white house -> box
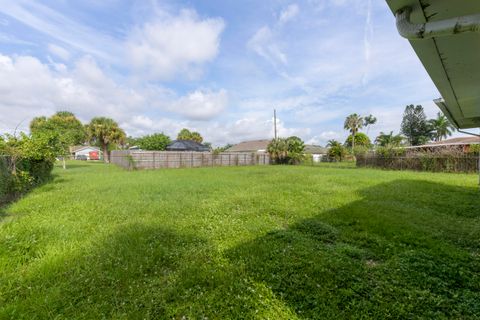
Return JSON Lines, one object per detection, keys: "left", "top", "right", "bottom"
{"left": 69, "top": 146, "right": 102, "bottom": 160}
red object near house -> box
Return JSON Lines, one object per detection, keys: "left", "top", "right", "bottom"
{"left": 89, "top": 151, "right": 99, "bottom": 160}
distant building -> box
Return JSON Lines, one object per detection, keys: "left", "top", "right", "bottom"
{"left": 304, "top": 145, "right": 328, "bottom": 162}
{"left": 227, "top": 139, "right": 270, "bottom": 153}
{"left": 405, "top": 137, "right": 480, "bottom": 153}
{"left": 166, "top": 140, "right": 210, "bottom": 152}
{"left": 69, "top": 146, "right": 102, "bottom": 160}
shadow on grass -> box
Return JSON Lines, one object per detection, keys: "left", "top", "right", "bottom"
{"left": 226, "top": 179, "right": 480, "bottom": 319}
{"left": 1, "top": 224, "right": 281, "bottom": 319}
{"left": 1, "top": 180, "right": 479, "bottom": 318}
{"left": 0, "top": 172, "right": 67, "bottom": 223}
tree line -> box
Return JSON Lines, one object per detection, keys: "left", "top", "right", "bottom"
{"left": 326, "top": 105, "right": 455, "bottom": 161}
{"left": 27, "top": 112, "right": 217, "bottom": 165}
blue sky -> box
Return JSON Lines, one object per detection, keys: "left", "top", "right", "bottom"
{"left": 0, "top": 0, "right": 444, "bottom": 146}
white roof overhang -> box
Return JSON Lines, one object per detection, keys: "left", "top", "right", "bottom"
{"left": 386, "top": 0, "right": 480, "bottom": 129}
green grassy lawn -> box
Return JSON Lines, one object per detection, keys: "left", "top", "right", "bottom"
{"left": 0, "top": 162, "right": 479, "bottom": 319}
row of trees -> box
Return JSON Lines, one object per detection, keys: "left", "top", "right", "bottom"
{"left": 29, "top": 111, "right": 212, "bottom": 165}
{"left": 30, "top": 112, "right": 126, "bottom": 165}
{"left": 326, "top": 105, "right": 455, "bottom": 161}
{"left": 401, "top": 105, "right": 454, "bottom": 145}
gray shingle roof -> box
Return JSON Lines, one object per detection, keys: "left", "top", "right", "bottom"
{"left": 166, "top": 140, "right": 210, "bottom": 152}
{"left": 227, "top": 139, "right": 270, "bottom": 152}
{"left": 304, "top": 145, "right": 328, "bottom": 154}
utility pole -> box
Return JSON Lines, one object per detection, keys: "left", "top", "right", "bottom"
{"left": 274, "top": 109, "right": 277, "bottom": 140}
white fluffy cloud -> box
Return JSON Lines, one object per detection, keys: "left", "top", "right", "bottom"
{"left": 170, "top": 89, "right": 227, "bottom": 121}
{"left": 306, "top": 131, "right": 342, "bottom": 145}
{"left": 127, "top": 9, "right": 225, "bottom": 80}
{"left": 0, "top": 53, "right": 229, "bottom": 135}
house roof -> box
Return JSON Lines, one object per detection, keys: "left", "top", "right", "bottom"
{"left": 386, "top": 0, "right": 480, "bottom": 129}
{"left": 227, "top": 139, "right": 270, "bottom": 152}
{"left": 69, "top": 145, "right": 100, "bottom": 153}
{"left": 166, "top": 140, "right": 210, "bottom": 152}
{"left": 405, "top": 136, "right": 480, "bottom": 148}
{"left": 304, "top": 145, "right": 328, "bottom": 154}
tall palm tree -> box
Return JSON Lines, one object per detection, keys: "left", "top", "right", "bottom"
{"left": 267, "top": 138, "right": 288, "bottom": 164}
{"left": 363, "top": 114, "right": 377, "bottom": 135}
{"left": 344, "top": 113, "right": 364, "bottom": 150}
{"left": 86, "top": 117, "right": 126, "bottom": 163}
{"left": 429, "top": 112, "right": 454, "bottom": 141}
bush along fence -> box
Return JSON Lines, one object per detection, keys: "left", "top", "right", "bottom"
{"left": 110, "top": 150, "right": 270, "bottom": 170}
{"left": 1, "top": 133, "right": 57, "bottom": 204}
{"left": 356, "top": 153, "right": 480, "bottom": 173}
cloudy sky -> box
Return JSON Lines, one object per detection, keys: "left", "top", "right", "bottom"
{"left": 0, "top": 0, "right": 446, "bottom": 146}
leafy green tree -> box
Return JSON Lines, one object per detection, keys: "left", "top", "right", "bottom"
{"left": 267, "top": 136, "right": 305, "bottom": 164}
{"left": 177, "top": 128, "right": 204, "bottom": 143}
{"left": 428, "top": 112, "right": 454, "bottom": 142}
{"left": 286, "top": 136, "right": 305, "bottom": 164}
{"left": 136, "top": 133, "right": 171, "bottom": 151}
{"left": 364, "top": 114, "right": 377, "bottom": 135}
{"left": 375, "top": 131, "right": 404, "bottom": 147}
{"left": 29, "top": 111, "right": 86, "bottom": 169}
{"left": 0, "top": 132, "right": 59, "bottom": 195}
{"left": 400, "top": 105, "right": 432, "bottom": 146}
{"left": 29, "top": 116, "right": 48, "bottom": 132}
{"left": 86, "top": 117, "right": 126, "bottom": 163}
{"left": 344, "top": 113, "right": 364, "bottom": 150}
{"left": 345, "top": 133, "right": 371, "bottom": 148}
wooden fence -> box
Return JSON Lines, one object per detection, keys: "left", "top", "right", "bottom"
{"left": 110, "top": 150, "right": 270, "bottom": 170}
{"left": 356, "top": 154, "right": 480, "bottom": 173}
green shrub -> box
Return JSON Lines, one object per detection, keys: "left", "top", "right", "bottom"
{"left": 468, "top": 144, "right": 480, "bottom": 154}
{"left": 136, "top": 133, "right": 171, "bottom": 151}
{"left": 267, "top": 136, "right": 305, "bottom": 165}
{"left": 328, "top": 145, "right": 347, "bottom": 162}
{"left": 0, "top": 157, "right": 12, "bottom": 200}
{"left": 0, "top": 133, "right": 57, "bottom": 202}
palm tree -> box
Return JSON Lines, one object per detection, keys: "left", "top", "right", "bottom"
{"left": 375, "top": 131, "right": 404, "bottom": 147}
{"left": 177, "top": 128, "right": 192, "bottom": 141}
{"left": 326, "top": 139, "right": 341, "bottom": 148}
{"left": 86, "top": 117, "right": 126, "bottom": 163}
{"left": 344, "top": 113, "right": 364, "bottom": 150}
{"left": 429, "top": 112, "right": 454, "bottom": 141}
{"left": 190, "top": 131, "right": 203, "bottom": 143}
{"left": 267, "top": 138, "right": 288, "bottom": 164}
{"left": 363, "top": 114, "right": 377, "bottom": 135}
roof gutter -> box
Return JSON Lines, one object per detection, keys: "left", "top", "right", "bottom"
{"left": 396, "top": 6, "right": 480, "bottom": 40}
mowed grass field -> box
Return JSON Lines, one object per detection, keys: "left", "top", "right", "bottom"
{"left": 0, "top": 162, "right": 479, "bottom": 319}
